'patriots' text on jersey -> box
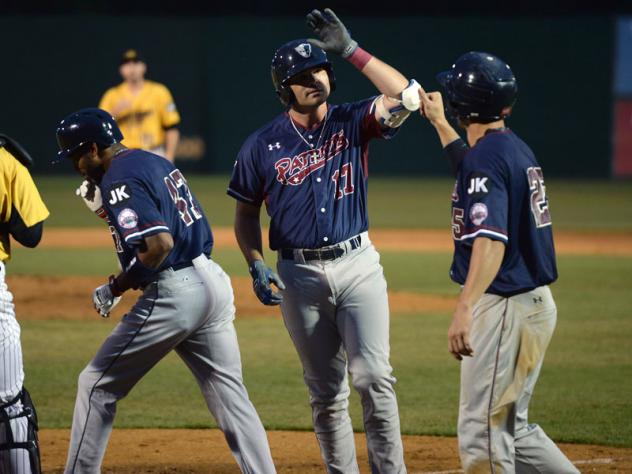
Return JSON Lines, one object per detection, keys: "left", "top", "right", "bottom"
{"left": 227, "top": 97, "right": 395, "bottom": 250}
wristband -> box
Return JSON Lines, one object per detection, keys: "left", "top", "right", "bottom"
{"left": 346, "top": 46, "right": 372, "bottom": 71}
{"left": 109, "top": 274, "right": 124, "bottom": 297}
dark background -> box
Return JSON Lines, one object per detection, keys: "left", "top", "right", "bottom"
{"left": 0, "top": 2, "right": 625, "bottom": 176}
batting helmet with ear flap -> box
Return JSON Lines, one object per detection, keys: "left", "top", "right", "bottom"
{"left": 55, "top": 107, "right": 123, "bottom": 162}
{"left": 271, "top": 39, "right": 336, "bottom": 106}
{"left": 437, "top": 51, "right": 517, "bottom": 123}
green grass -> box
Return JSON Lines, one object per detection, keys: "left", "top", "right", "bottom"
{"left": 18, "top": 251, "right": 632, "bottom": 446}
{"left": 35, "top": 176, "right": 632, "bottom": 231}
{"left": 12, "top": 177, "right": 632, "bottom": 447}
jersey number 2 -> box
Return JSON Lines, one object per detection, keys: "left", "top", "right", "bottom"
{"left": 164, "top": 169, "right": 203, "bottom": 226}
{"left": 526, "top": 167, "right": 552, "bottom": 228}
{"left": 332, "top": 163, "right": 355, "bottom": 200}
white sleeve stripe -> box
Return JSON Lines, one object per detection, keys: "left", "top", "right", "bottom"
{"left": 459, "top": 228, "right": 508, "bottom": 242}
{"left": 227, "top": 188, "right": 255, "bottom": 203}
{"left": 124, "top": 226, "right": 170, "bottom": 242}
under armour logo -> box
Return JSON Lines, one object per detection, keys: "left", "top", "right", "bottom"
{"left": 533, "top": 296, "right": 543, "bottom": 304}
{"left": 268, "top": 142, "right": 281, "bottom": 151}
{"left": 295, "top": 43, "right": 312, "bottom": 58}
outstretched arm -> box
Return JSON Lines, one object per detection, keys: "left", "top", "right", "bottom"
{"left": 419, "top": 88, "right": 467, "bottom": 175}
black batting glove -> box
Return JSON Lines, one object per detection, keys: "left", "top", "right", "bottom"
{"left": 306, "top": 8, "right": 358, "bottom": 57}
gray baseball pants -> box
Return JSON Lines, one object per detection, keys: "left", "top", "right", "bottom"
{"left": 64, "top": 257, "right": 275, "bottom": 474}
{"left": 458, "top": 285, "right": 579, "bottom": 473}
{"left": 277, "top": 233, "right": 406, "bottom": 474}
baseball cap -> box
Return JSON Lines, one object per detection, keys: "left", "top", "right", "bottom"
{"left": 120, "top": 49, "right": 144, "bottom": 65}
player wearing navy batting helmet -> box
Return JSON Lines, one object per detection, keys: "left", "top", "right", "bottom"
{"left": 228, "top": 8, "right": 424, "bottom": 474}
{"left": 418, "top": 52, "right": 579, "bottom": 473}
{"left": 56, "top": 108, "right": 276, "bottom": 473}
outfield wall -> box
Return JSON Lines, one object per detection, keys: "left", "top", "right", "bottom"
{"left": 0, "top": 16, "right": 613, "bottom": 177}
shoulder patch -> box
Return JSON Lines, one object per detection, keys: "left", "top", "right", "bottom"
{"left": 107, "top": 183, "right": 132, "bottom": 206}
{"left": 466, "top": 172, "right": 491, "bottom": 198}
{"left": 117, "top": 208, "right": 139, "bottom": 229}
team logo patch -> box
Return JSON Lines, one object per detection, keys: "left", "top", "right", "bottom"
{"left": 117, "top": 208, "right": 139, "bottom": 229}
{"left": 466, "top": 172, "right": 491, "bottom": 198}
{"left": 469, "top": 202, "right": 488, "bottom": 226}
{"left": 295, "top": 43, "right": 312, "bottom": 58}
{"left": 108, "top": 183, "right": 132, "bottom": 206}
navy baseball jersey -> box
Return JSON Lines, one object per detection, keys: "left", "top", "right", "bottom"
{"left": 100, "top": 149, "right": 213, "bottom": 272}
{"left": 227, "top": 98, "right": 395, "bottom": 250}
{"left": 450, "top": 129, "right": 557, "bottom": 296}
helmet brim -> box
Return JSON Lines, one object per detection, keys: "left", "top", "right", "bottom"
{"left": 436, "top": 70, "right": 452, "bottom": 89}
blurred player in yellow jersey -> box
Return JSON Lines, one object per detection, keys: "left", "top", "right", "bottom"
{"left": 0, "top": 135, "right": 48, "bottom": 473}
{"left": 99, "top": 49, "right": 181, "bottom": 162}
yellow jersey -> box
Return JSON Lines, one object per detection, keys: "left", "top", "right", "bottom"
{"left": 99, "top": 80, "right": 181, "bottom": 150}
{"left": 0, "top": 148, "right": 49, "bottom": 261}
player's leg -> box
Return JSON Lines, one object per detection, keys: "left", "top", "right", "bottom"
{"left": 457, "top": 293, "right": 519, "bottom": 473}
{"left": 513, "top": 287, "right": 579, "bottom": 474}
{"left": 277, "top": 258, "right": 358, "bottom": 474}
{"left": 65, "top": 269, "right": 211, "bottom": 473}
{"left": 175, "top": 258, "right": 276, "bottom": 473}
{"left": 334, "top": 243, "right": 406, "bottom": 474}
{"left": 0, "top": 267, "right": 41, "bottom": 474}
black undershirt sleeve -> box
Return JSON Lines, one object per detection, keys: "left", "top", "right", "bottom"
{"left": 443, "top": 138, "right": 469, "bottom": 177}
{"left": 1, "top": 206, "right": 44, "bottom": 248}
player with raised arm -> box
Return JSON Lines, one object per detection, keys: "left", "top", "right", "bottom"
{"left": 227, "top": 9, "right": 421, "bottom": 474}
{"left": 55, "top": 108, "right": 276, "bottom": 474}
{"left": 419, "top": 52, "right": 579, "bottom": 474}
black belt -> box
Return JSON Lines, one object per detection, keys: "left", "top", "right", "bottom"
{"left": 280, "top": 235, "right": 362, "bottom": 262}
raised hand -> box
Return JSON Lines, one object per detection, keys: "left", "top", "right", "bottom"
{"left": 306, "top": 8, "right": 358, "bottom": 57}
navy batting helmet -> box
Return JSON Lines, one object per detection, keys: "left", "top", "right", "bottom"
{"left": 271, "top": 39, "right": 336, "bottom": 106}
{"left": 437, "top": 52, "right": 517, "bottom": 123}
{"left": 55, "top": 107, "right": 123, "bottom": 161}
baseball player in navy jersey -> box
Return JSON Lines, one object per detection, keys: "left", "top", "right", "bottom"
{"left": 55, "top": 108, "right": 276, "bottom": 474}
{"left": 418, "top": 52, "right": 579, "bottom": 473}
{"left": 228, "top": 9, "right": 421, "bottom": 474}
{"left": 0, "top": 135, "right": 47, "bottom": 473}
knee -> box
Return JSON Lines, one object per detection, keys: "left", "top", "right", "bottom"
{"left": 349, "top": 358, "right": 394, "bottom": 392}
{"left": 77, "top": 366, "right": 101, "bottom": 393}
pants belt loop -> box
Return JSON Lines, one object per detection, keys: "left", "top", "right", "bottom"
{"left": 293, "top": 249, "right": 306, "bottom": 264}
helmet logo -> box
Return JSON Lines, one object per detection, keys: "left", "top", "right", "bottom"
{"left": 294, "top": 43, "right": 312, "bottom": 58}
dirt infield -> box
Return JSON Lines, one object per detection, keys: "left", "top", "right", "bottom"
{"left": 40, "top": 428, "right": 632, "bottom": 473}
{"left": 35, "top": 227, "right": 632, "bottom": 255}
{"left": 7, "top": 275, "right": 455, "bottom": 320}
{"left": 19, "top": 228, "right": 632, "bottom": 471}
